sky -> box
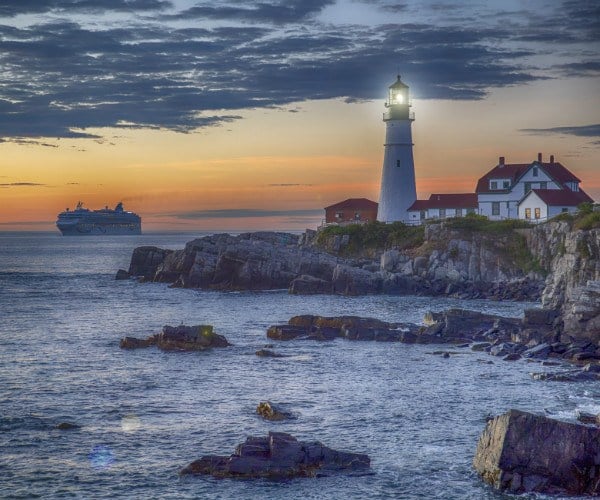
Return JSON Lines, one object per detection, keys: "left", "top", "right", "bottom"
{"left": 0, "top": 0, "right": 598, "bottom": 231}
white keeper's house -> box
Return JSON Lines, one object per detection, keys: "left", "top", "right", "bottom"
{"left": 475, "top": 152, "right": 593, "bottom": 222}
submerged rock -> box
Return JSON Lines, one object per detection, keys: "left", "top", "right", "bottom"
{"left": 55, "top": 422, "right": 80, "bottom": 430}
{"left": 256, "top": 401, "right": 294, "bottom": 421}
{"left": 255, "top": 349, "right": 287, "bottom": 358}
{"left": 180, "top": 432, "right": 370, "bottom": 479}
{"left": 120, "top": 324, "right": 230, "bottom": 351}
{"left": 473, "top": 409, "right": 600, "bottom": 496}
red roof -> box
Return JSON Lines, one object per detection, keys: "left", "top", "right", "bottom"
{"left": 524, "top": 188, "right": 593, "bottom": 206}
{"left": 476, "top": 161, "right": 581, "bottom": 194}
{"left": 324, "top": 198, "right": 378, "bottom": 211}
{"left": 408, "top": 193, "right": 478, "bottom": 211}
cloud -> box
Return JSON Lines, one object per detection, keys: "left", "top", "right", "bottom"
{"left": 0, "top": 0, "right": 593, "bottom": 142}
{"left": 171, "top": 0, "right": 335, "bottom": 24}
{"left": 0, "top": 0, "right": 171, "bottom": 17}
{"left": 0, "top": 182, "right": 47, "bottom": 187}
{"left": 173, "top": 208, "right": 323, "bottom": 219}
{"left": 520, "top": 124, "right": 600, "bottom": 138}
{"left": 268, "top": 183, "right": 314, "bottom": 187}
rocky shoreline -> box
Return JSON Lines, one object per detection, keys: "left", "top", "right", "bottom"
{"left": 115, "top": 219, "right": 599, "bottom": 495}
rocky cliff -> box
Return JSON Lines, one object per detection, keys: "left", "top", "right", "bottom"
{"left": 122, "top": 219, "right": 598, "bottom": 341}
{"left": 524, "top": 221, "right": 600, "bottom": 340}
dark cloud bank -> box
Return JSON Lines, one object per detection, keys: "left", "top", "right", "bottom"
{"left": 0, "top": 0, "right": 597, "bottom": 142}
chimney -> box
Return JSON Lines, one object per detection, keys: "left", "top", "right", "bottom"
{"left": 499, "top": 156, "right": 505, "bottom": 167}
{"left": 550, "top": 154, "right": 554, "bottom": 164}
{"left": 537, "top": 152, "right": 542, "bottom": 163}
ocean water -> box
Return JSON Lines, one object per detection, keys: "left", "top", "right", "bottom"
{"left": 1, "top": 232, "right": 598, "bottom": 499}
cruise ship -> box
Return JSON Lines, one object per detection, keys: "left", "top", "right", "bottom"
{"left": 56, "top": 202, "right": 142, "bottom": 235}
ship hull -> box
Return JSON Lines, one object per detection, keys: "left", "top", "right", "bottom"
{"left": 57, "top": 222, "right": 141, "bottom": 236}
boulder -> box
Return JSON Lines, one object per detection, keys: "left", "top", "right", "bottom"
{"left": 531, "top": 369, "right": 600, "bottom": 382}
{"left": 119, "top": 325, "right": 230, "bottom": 351}
{"left": 115, "top": 269, "right": 130, "bottom": 280}
{"left": 575, "top": 410, "right": 600, "bottom": 426}
{"left": 422, "top": 309, "right": 522, "bottom": 341}
{"left": 473, "top": 409, "right": 600, "bottom": 496}
{"left": 180, "top": 432, "right": 370, "bottom": 479}
{"left": 256, "top": 401, "right": 294, "bottom": 421}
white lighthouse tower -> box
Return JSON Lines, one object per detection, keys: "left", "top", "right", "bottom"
{"left": 377, "top": 75, "right": 417, "bottom": 223}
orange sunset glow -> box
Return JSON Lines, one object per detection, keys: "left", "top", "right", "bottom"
{"left": 0, "top": 1, "right": 598, "bottom": 232}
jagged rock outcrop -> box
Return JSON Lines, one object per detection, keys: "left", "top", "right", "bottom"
{"left": 473, "top": 409, "right": 600, "bottom": 496}
{"left": 267, "top": 315, "right": 422, "bottom": 342}
{"left": 180, "top": 432, "right": 370, "bottom": 479}
{"left": 128, "top": 246, "right": 174, "bottom": 280}
{"left": 120, "top": 324, "right": 230, "bottom": 351}
{"left": 525, "top": 222, "right": 600, "bottom": 341}
{"left": 125, "top": 229, "right": 543, "bottom": 299}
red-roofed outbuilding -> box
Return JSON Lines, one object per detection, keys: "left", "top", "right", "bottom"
{"left": 324, "top": 198, "right": 378, "bottom": 224}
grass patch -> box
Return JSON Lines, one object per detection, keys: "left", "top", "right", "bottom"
{"left": 437, "top": 213, "right": 532, "bottom": 233}
{"left": 316, "top": 221, "right": 424, "bottom": 256}
{"left": 574, "top": 211, "right": 600, "bottom": 230}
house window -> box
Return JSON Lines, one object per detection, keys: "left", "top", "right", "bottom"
{"left": 490, "top": 181, "right": 498, "bottom": 190}
{"left": 535, "top": 208, "right": 541, "bottom": 219}
{"left": 540, "top": 182, "right": 547, "bottom": 189}
{"left": 456, "top": 208, "right": 462, "bottom": 217}
{"left": 533, "top": 167, "right": 538, "bottom": 177}
{"left": 467, "top": 208, "right": 475, "bottom": 215}
{"left": 492, "top": 202, "right": 500, "bottom": 216}
{"left": 562, "top": 208, "right": 569, "bottom": 213}
{"left": 524, "top": 182, "right": 532, "bottom": 194}
{"left": 420, "top": 210, "right": 426, "bottom": 220}
{"left": 503, "top": 181, "right": 510, "bottom": 189}
{"left": 335, "top": 212, "right": 343, "bottom": 219}
{"left": 525, "top": 208, "right": 531, "bottom": 219}
{"left": 354, "top": 212, "right": 360, "bottom": 220}
{"left": 439, "top": 208, "right": 446, "bottom": 218}
{"left": 396, "top": 160, "right": 400, "bottom": 168}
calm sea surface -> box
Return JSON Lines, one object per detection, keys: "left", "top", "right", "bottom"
{"left": 1, "top": 232, "right": 598, "bottom": 499}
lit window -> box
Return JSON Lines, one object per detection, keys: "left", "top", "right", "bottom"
{"left": 535, "top": 208, "right": 541, "bottom": 219}
{"left": 525, "top": 208, "right": 531, "bottom": 219}
{"left": 492, "top": 202, "right": 500, "bottom": 215}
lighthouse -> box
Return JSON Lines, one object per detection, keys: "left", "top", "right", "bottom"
{"left": 377, "top": 75, "right": 417, "bottom": 223}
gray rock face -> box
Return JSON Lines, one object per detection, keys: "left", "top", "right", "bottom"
{"left": 125, "top": 230, "right": 543, "bottom": 299}
{"left": 525, "top": 222, "right": 600, "bottom": 341}
{"left": 119, "top": 324, "right": 230, "bottom": 351}
{"left": 473, "top": 409, "right": 600, "bottom": 496}
{"left": 180, "top": 432, "right": 370, "bottom": 479}
{"left": 128, "top": 246, "right": 173, "bottom": 280}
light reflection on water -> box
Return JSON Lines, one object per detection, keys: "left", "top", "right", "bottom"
{"left": 0, "top": 232, "right": 594, "bottom": 499}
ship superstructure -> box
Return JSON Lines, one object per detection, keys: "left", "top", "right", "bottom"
{"left": 56, "top": 202, "right": 141, "bottom": 235}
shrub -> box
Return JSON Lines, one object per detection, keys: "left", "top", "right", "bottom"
{"left": 575, "top": 211, "right": 600, "bottom": 231}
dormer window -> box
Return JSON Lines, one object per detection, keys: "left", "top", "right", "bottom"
{"left": 490, "top": 181, "right": 498, "bottom": 190}
{"left": 503, "top": 181, "right": 510, "bottom": 189}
